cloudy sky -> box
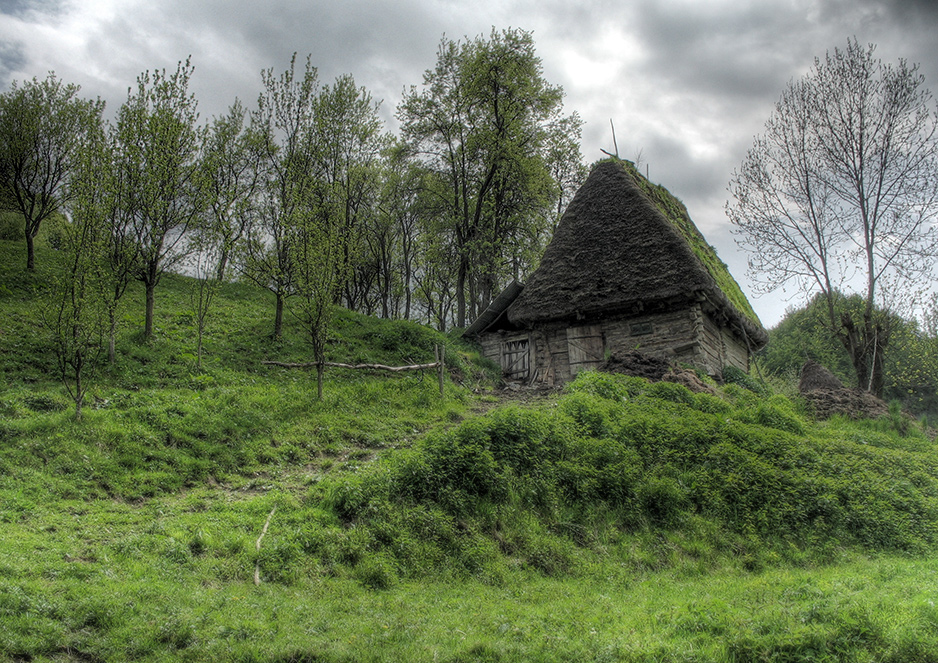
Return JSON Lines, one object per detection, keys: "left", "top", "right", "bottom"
{"left": 3, "top": 0, "right": 937, "bottom": 327}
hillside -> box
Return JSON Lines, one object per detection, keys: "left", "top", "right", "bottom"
{"left": 3, "top": 239, "right": 938, "bottom": 662}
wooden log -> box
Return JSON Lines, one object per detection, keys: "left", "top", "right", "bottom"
{"left": 262, "top": 360, "right": 440, "bottom": 372}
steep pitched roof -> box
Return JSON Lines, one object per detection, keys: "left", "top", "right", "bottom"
{"left": 505, "top": 158, "right": 767, "bottom": 347}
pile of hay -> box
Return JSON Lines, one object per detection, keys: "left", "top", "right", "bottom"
{"left": 798, "top": 361, "right": 889, "bottom": 420}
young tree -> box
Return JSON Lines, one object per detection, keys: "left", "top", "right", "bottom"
{"left": 313, "top": 74, "right": 387, "bottom": 311}
{"left": 289, "top": 190, "right": 349, "bottom": 399}
{"left": 0, "top": 73, "right": 103, "bottom": 270}
{"left": 370, "top": 142, "right": 424, "bottom": 319}
{"left": 44, "top": 111, "right": 110, "bottom": 420}
{"left": 727, "top": 40, "right": 938, "bottom": 397}
{"left": 243, "top": 54, "right": 320, "bottom": 339}
{"left": 398, "top": 28, "right": 583, "bottom": 328}
{"left": 198, "top": 99, "right": 264, "bottom": 282}
{"left": 115, "top": 58, "right": 203, "bottom": 341}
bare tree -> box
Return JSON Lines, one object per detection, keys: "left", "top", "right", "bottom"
{"left": 727, "top": 39, "right": 938, "bottom": 396}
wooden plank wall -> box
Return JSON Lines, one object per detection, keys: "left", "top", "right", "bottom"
{"left": 477, "top": 305, "right": 752, "bottom": 384}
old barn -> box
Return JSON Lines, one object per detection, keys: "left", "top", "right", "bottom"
{"left": 464, "top": 158, "right": 768, "bottom": 385}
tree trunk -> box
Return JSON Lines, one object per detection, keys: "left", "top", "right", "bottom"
{"left": 839, "top": 312, "right": 888, "bottom": 399}
{"left": 456, "top": 260, "right": 467, "bottom": 329}
{"left": 144, "top": 281, "right": 156, "bottom": 341}
{"left": 108, "top": 310, "right": 117, "bottom": 364}
{"left": 25, "top": 230, "right": 36, "bottom": 271}
{"left": 316, "top": 361, "right": 324, "bottom": 400}
{"left": 216, "top": 248, "right": 229, "bottom": 282}
{"left": 274, "top": 291, "right": 284, "bottom": 340}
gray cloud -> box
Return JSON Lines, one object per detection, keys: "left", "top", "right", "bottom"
{"left": 5, "top": 0, "right": 937, "bottom": 326}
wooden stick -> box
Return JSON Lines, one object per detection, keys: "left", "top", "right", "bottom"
{"left": 253, "top": 506, "right": 277, "bottom": 586}
{"left": 262, "top": 360, "right": 440, "bottom": 372}
{"left": 437, "top": 344, "right": 445, "bottom": 396}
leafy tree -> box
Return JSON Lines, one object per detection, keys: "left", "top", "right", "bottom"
{"left": 313, "top": 74, "right": 387, "bottom": 311}
{"left": 114, "top": 58, "right": 203, "bottom": 341}
{"left": 43, "top": 110, "right": 110, "bottom": 420}
{"left": 0, "top": 73, "right": 104, "bottom": 270}
{"left": 399, "top": 28, "right": 583, "bottom": 327}
{"left": 371, "top": 141, "right": 425, "bottom": 319}
{"left": 728, "top": 39, "right": 938, "bottom": 397}
{"left": 289, "top": 188, "right": 349, "bottom": 399}
{"left": 198, "top": 99, "right": 264, "bottom": 282}
{"left": 763, "top": 293, "right": 938, "bottom": 416}
{"left": 243, "top": 54, "right": 320, "bottom": 339}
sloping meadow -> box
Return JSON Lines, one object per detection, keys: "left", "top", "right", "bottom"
{"left": 315, "top": 371, "right": 938, "bottom": 585}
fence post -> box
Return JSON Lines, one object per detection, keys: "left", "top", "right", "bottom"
{"left": 437, "top": 344, "right": 445, "bottom": 397}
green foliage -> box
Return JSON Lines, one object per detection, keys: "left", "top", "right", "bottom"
{"left": 0, "top": 72, "right": 104, "bottom": 270}
{"left": 399, "top": 27, "right": 584, "bottom": 326}
{"left": 4, "top": 224, "right": 938, "bottom": 660}
{"left": 722, "top": 364, "right": 768, "bottom": 395}
{"left": 765, "top": 293, "right": 938, "bottom": 417}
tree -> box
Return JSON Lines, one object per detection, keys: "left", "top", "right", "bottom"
{"left": 313, "top": 74, "right": 387, "bottom": 311}
{"left": 198, "top": 99, "right": 264, "bottom": 282}
{"left": 243, "top": 54, "right": 320, "bottom": 339}
{"left": 0, "top": 73, "right": 103, "bottom": 270}
{"left": 728, "top": 39, "right": 938, "bottom": 397}
{"left": 289, "top": 187, "right": 349, "bottom": 399}
{"left": 398, "top": 28, "right": 583, "bottom": 328}
{"left": 43, "top": 109, "right": 110, "bottom": 420}
{"left": 115, "top": 58, "right": 203, "bottom": 341}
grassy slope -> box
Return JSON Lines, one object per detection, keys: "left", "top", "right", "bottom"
{"left": 2, "top": 238, "right": 938, "bottom": 662}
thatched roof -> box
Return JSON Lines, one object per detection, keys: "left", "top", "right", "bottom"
{"left": 504, "top": 159, "right": 767, "bottom": 347}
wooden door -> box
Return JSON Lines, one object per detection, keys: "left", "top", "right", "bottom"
{"left": 501, "top": 338, "right": 530, "bottom": 380}
{"left": 566, "top": 325, "right": 604, "bottom": 375}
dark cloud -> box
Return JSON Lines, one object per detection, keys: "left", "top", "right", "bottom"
{"left": 5, "top": 0, "right": 935, "bottom": 326}
{"left": 0, "top": 41, "right": 25, "bottom": 87}
{"left": 0, "top": 0, "right": 62, "bottom": 17}
{"left": 887, "top": 0, "right": 938, "bottom": 24}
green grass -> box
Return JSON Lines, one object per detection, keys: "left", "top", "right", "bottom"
{"left": 2, "top": 238, "right": 938, "bottom": 662}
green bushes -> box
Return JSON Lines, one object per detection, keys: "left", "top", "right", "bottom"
{"left": 323, "top": 370, "right": 938, "bottom": 582}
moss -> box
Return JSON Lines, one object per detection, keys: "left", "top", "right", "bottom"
{"left": 611, "top": 158, "right": 762, "bottom": 329}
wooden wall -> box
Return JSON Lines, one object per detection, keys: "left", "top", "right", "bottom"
{"left": 477, "top": 305, "right": 751, "bottom": 384}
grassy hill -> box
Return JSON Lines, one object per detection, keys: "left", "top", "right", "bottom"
{"left": 3, "top": 238, "right": 938, "bottom": 662}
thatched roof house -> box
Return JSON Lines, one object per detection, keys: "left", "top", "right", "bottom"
{"left": 465, "top": 158, "right": 767, "bottom": 384}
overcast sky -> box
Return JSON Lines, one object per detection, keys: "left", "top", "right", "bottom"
{"left": 3, "top": 0, "right": 937, "bottom": 327}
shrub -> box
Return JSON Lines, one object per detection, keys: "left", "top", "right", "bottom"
{"left": 722, "top": 365, "right": 768, "bottom": 395}
{"left": 564, "top": 371, "right": 647, "bottom": 401}
{"left": 645, "top": 380, "right": 695, "bottom": 406}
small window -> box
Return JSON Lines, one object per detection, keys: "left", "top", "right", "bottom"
{"left": 501, "top": 338, "right": 530, "bottom": 379}
{"left": 630, "top": 322, "right": 653, "bottom": 336}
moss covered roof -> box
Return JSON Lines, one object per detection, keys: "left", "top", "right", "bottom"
{"left": 505, "top": 158, "right": 766, "bottom": 346}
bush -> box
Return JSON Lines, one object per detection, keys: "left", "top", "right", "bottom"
{"left": 722, "top": 365, "right": 768, "bottom": 395}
